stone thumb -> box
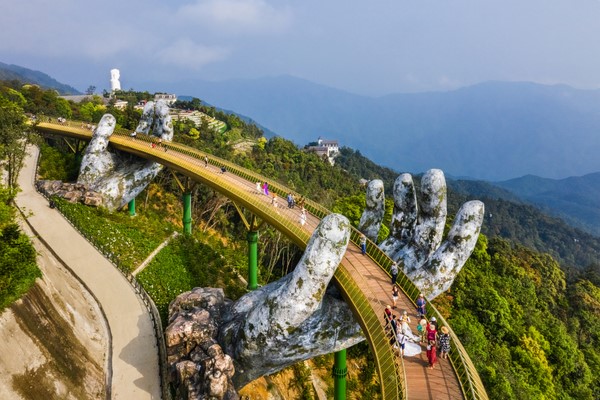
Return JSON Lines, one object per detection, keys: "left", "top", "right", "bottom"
{"left": 248, "top": 214, "right": 351, "bottom": 329}
{"left": 86, "top": 114, "right": 115, "bottom": 154}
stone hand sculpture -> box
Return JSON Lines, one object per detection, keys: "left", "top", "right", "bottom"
{"left": 167, "top": 214, "right": 365, "bottom": 393}
{"left": 78, "top": 100, "right": 173, "bottom": 210}
{"left": 358, "top": 169, "right": 484, "bottom": 299}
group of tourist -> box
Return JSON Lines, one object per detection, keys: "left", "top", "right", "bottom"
{"left": 383, "top": 290, "right": 452, "bottom": 370}
{"left": 254, "top": 182, "right": 310, "bottom": 226}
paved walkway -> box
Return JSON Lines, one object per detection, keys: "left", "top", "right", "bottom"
{"left": 15, "top": 146, "right": 161, "bottom": 400}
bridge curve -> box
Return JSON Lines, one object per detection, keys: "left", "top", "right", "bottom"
{"left": 35, "top": 121, "right": 488, "bottom": 400}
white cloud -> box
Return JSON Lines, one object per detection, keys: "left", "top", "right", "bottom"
{"left": 156, "top": 39, "right": 230, "bottom": 68}
{"left": 177, "top": 0, "right": 292, "bottom": 34}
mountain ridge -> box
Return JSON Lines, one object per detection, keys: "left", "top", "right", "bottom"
{"left": 141, "top": 75, "right": 600, "bottom": 181}
{"left": 0, "top": 61, "right": 81, "bottom": 95}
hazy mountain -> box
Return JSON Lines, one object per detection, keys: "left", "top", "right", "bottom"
{"left": 336, "top": 148, "right": 600, "bottom": 270}
{"left": 157, "top": 75, "right": 600, "bottom": 181}
{"left": 0, "top": 61, "right": 80, "bottom": 95}
{"left": 494, "top": 173, "right": 600, "bottom": 237}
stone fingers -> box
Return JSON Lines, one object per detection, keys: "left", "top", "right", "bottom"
{"left": 78, "top": 114, "right": 117, "bottom": 186}
{"left": 416, "top": 200, "right": 485, "bottom": 299}
{"left": 408, "top": 169, "right": 447, "bottom": 262}
{"left": 153, "top": 100, "right": 174, "bottom": 141}
{"left": 379, "top": 173, "right": 417, "bottom": 257}
{"left": 135, "top": 101, "right": 155, "bottom": 135}
{"left": 358, "top": 180, "right": 385, "bottom": 242}
{"left": 136, "top": 100, "right": 174, "bottom": 140}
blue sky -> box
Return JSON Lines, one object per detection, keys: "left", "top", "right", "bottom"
{"left": 2, "top": 0, "right": 600, "bottom": 95}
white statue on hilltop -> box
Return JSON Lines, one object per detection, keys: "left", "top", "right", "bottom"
{"left": 110, "top": 68, "right": 121, "bottom": 92}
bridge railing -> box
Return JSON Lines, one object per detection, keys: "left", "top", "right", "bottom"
{"left": 38, "top": 121, "right": 488, "bottom": 400}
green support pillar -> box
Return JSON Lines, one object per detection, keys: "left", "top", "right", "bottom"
{"left": 182, "top": 192, "right": 192, "bottom": 235}
{"left": 247, "top": 230, "right": 258, "bottom": 290}
{"left": 128, "top": 199, "right": 136, "bottom": 217}
{"left": 333, "top": 349, "right": 347, "bottom": 400}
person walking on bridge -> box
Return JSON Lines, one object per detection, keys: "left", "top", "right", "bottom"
{"left": 391, "top": 285, "right": 399, "bottom": 308}
{"left": 416, "top": 293, "right": 427, "bottom": 318}
{"left": 390, "top": 261, "right": 399, "bottom": 285}
{"left": 360, "top": 233, "right": 367, "bottom": 255}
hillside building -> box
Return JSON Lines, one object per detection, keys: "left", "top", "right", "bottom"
{"left": 154, "top": 93, "right": 177, "bottom": 105}
{"left": 307, "top": 137, "right": 339, "bottom": 165}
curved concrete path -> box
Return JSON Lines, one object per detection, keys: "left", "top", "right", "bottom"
{"left": 15, "top": 146, "right": 161, "bottom": 400}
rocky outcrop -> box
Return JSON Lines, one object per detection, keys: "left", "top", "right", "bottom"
{"left": 36, "top": 180, "right": 104, "bottom": 206}
{"left": 166, "top": 288, "right": 238, "bottom": 400}
{"left": 166, "top": 214, "right": 364, "bottom": 398}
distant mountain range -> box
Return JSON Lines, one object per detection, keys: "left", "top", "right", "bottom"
{"left": 0, "top": 61, "right": 80, "bottom": 95}
{"left": 149, "top": 75, "right": 600, "bottom": 181}
{"left": 446, "top": 172, "right": 600, "bottom": 237}
{"left": 3, "top": 62, "right": 598, "bottom": 238}
{"left": 494, "top": 173, "right": 600, "bottom": 237}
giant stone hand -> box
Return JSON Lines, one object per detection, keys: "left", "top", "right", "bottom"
{"left": 166, "top": 214, "right": 364, "bottom": 393}
{"left": 77, "top": 100, "right": 173, "bottom": 210}
{"left": 358, "top": 169, "right": 484, "bottom": 299}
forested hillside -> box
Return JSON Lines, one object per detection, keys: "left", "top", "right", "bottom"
{"left": 0, "top": 91, "right": 41, "bottom": 310}
{"left": 0, "top": 61, "right": 80, "bottom": 95}
{"left": 2, "top": 78, "right": 598, "bottom": 398}
{"left": 496, "top": 172, "right": 600, "bottom": 237}
{"left": 337, "top": 147, "right": 600, "bottom": 275}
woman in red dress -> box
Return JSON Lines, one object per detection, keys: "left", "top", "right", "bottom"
{"left": 426, "top": 340, "right": 437, "bottom": 369}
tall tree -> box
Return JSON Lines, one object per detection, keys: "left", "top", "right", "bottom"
{"left": 0, "top": 96, "right": 29, "bottom": 188}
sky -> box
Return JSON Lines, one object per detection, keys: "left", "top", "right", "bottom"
{"left": 2, "top": 0, "right": 600, "bottom": 96}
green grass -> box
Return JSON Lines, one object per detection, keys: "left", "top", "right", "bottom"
{"left": 138, "top": 234, "right": 247, "bottom": 323}
{"left": 52, "top": 197, "right": 247, "bottom": 325}
{"left": 54, "top": 198, "right": 174, "bottom": 272}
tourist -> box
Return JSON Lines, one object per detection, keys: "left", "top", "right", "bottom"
{"left": 204, "top": 155, "right": 209, "bottom": 167}
{"left": 360, "top": 233, "right": 367, "bottom": 255}
{"left": 391, "top": 285, "right": 399, "bottom": 308}
{"left": 130, "top": 131, "right": 137, "bottom": 139}
{"left": 427, "top": 340, "right": 437, "bottom": 369}
{"left": 439, "top": 326, "right": 451, "bottom": 360}
{"left": 383, "top": 305, "right": 393, "bottom": 329}
{"left": 416, "top": 293, "right": 427, "bottom": 318}
{"left": 263, "top": 182, "right": 269, "bottom": 196}
{"left": 390, "top": 314, "right": 398, "bottom": 336}
{"left": 429, "top": 316, "right": 438, "bottom": 330}
{"left": 390, "top": 261, "right": 399, "bottom": 285}
{"left": 256, "top": 181, "right": 262, "bottom": 193}
{"left": 299, "top": 208, "right": 307, "bottom": 226}
{"left": 400, "top": 310, "right": 411, "bottom": 324}
{"left": 396, "top": 328, "right": 408, "bottom": 357}
{"left": 426, "top": 318, "right": 438, "bottom": 344}
{"left": 298, "top": 196, "right": 306, "bottom": 208}
{"left": 417, "top": 316, "right": 427, "bottom": 343}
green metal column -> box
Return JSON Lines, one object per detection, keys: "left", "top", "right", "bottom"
{"left": 128, "top": 199, "right": 136, "bottom": 217}
{"left": 247, "top": 230, "right": 258, "bottom": 290}
{"left": 333, "top": 349, "right": 347, "bottom": 400}
{"left": 182, "top": 192, "right": 192, "bottom": 235}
